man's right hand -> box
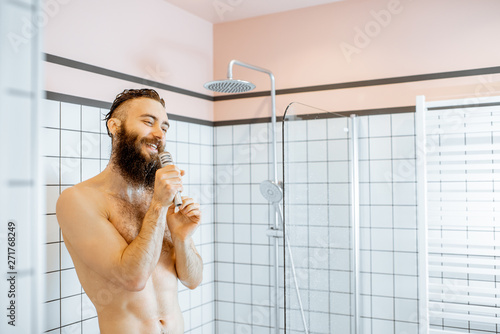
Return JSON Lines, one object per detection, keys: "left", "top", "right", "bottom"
{"left": 153, "top": 165, "right": 184, "bottom": 206}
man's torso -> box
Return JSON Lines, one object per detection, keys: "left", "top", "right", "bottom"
{"left": 64, "top": 182, "right": 183, "bottom": 334}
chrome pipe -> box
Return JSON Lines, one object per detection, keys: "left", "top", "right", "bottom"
{"left": 227, "top": 60, "right": 280, "bottom": 333}
{"left": 227, "top": 60, "right": 278, "bottom": 184}
{"left": 349, "top": 115, "right": 360, "bottom": 334}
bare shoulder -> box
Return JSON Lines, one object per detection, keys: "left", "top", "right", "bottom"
{"left": 56, "top": 181, "right": 109, "bottom": 228}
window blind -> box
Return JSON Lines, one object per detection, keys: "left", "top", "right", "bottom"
{"left": 417, "top": 96, "right": 500, "bottom": 334}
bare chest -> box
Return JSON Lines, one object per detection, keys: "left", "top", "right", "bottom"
{"left": 107, "top": 196, "right": 173, "bottom": 252}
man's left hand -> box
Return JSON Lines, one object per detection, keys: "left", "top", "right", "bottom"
{"left": 166, "top": 196, "right": 201, "bottom": 242}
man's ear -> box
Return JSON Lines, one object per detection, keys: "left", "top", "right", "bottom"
{"left": 108, "top": 118, "right": 121, "bottom": 137}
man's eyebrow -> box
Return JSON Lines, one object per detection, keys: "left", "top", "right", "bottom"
{"left": 140, "top": 113, "right": 170, "bottom": 128}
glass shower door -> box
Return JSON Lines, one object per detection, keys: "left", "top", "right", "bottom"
{"left": 282, "top": 103, "right": 356, "bottom": 334}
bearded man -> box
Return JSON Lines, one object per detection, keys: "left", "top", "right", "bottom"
{"left": 56, "top": 89, "right": 202, "bottom": 334}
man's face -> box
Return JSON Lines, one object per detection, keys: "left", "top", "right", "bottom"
{"left": 111, "top": 98, "right": 170, "bottom": 189}
{"left": 120, "top": 97, "right": 169, "bottom": 157}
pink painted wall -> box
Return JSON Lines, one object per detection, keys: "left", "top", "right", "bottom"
{"left": 43, "top": 0, "right": 500, "bottom": 122}
{"left": 44, "top": 0, "right": 213, "bottom": 121}
{"left": 213, "top": 0, "right": 500, "bottom": 121}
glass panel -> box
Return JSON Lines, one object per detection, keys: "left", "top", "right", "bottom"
{"left": 281, "top": 103, "right": 353, "bottom": 334}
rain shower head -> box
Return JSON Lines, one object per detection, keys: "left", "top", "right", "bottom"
{"left": 204, "top": 79, "right": 256, "bottom": 93}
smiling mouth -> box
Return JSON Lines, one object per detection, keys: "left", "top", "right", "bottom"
{"left": 145, "top": 143, "right": 158, "bottom": 152}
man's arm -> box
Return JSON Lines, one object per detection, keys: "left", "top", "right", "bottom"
{"left": 173, "top": 238, "right": 203, "bottom": 289}
{"left": 167, "top": 197, "right": 203, "bottom": 289}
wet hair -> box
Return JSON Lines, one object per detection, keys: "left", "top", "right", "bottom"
{"left": 104, "top": 88, "right": 166, "bottom": 137}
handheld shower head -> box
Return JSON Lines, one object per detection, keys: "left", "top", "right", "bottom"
{"left": 260, "top": 180, "right": 283, "bottom": 204}
{"left": 204, "top": 79, "right": 255, "bottom": 93}
{"left": 260, "top": 180, "right": 284, "bottom": 227}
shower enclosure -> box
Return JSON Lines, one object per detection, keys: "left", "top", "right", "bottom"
{"left": 281, "top": 102, "right": 421, "bottom": 334}
{"left": 282, "top": 103, "right": 360, "bottom": 334}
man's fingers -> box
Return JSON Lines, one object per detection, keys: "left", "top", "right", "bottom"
{"left": 186, "top": 209, "right": 200, "bottom": 217}
{"left": 158, "top": 170, "right": 182, "bottom": 180}
{"left": 178, "top": 198, "right": 200, "bottom": 217}
{"left": 182, "top": 203, "right": 200, "bottom": 215}
{"left": 180, "top": 197, "right": 194, "bottom": 209}
{"left": 185, "top": 210, "right": 201, "bottom": 223}
{"left": 157, "top": 165, "right": 184, "bottom": 179}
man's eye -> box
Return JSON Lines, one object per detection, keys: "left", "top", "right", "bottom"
{"left": 162, "top": 128, "right": 168, "bottom": 133}
{"left": 144, "top": 121, "right": 153, "bottom": 126}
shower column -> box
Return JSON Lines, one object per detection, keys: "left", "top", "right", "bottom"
{"left": 204, "top": 60, "right": 281, "bottom": 334}
{"left": 349, "top": 114, "right": 360, "bottom": 334}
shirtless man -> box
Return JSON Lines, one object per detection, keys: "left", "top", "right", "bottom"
{"left": 56, "top": 89, "right": 202, "bottom": 334}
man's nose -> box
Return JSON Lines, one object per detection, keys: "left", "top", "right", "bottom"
{"left": 152, "top": 125, "right": 165, "bottom": 140}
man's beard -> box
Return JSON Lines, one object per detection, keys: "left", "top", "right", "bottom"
{"left": 111, "top": 126, "right": 163, "bottom": 190}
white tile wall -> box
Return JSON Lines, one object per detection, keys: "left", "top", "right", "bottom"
{"left": 42, "top": 99, "right": 215, "bottom": 333}
{"left": 214, "top": 122, "right": 278, "bottom": 333}
{"left": 60, "top": 103, "right": 78, "bottom": 128}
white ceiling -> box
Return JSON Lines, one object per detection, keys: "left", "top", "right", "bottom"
{"left": 163, "top": 0, "right": 344, "bottom": 24}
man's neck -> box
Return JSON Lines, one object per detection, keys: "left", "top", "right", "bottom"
{"left": 101, "top": 161, "right": 153, "bottom": 203}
